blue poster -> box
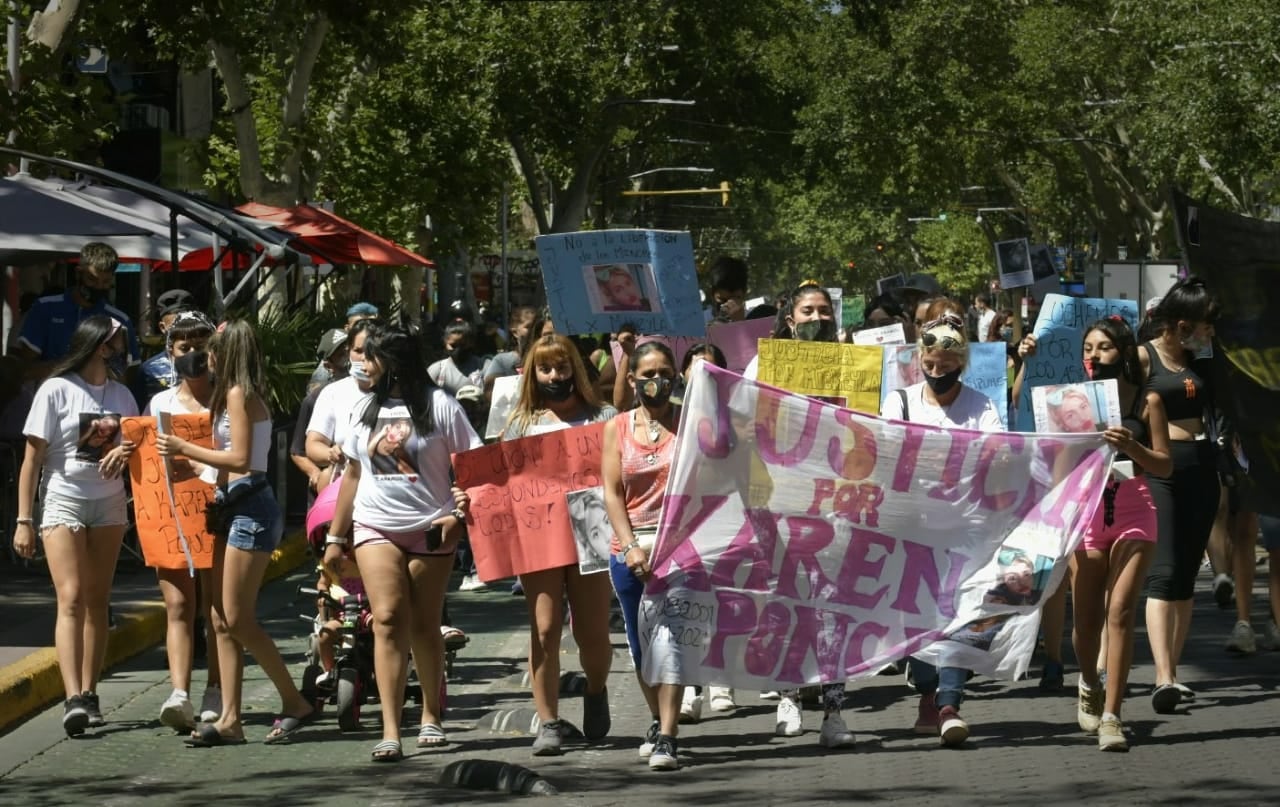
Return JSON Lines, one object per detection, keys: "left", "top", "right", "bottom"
{"left": 534, "top": 229, "right": 706, "bottom": 337}
{"left": 1014, "top": 294, "right": 1139, "bottom": 432}
{"left": 879, "top": 343, "right": 1010, "bottom": 428}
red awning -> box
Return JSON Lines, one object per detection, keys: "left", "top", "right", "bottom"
{"left": 237, "top": 203, "right": 434, "bottom": 268}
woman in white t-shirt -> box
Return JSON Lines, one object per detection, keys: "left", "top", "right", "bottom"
{"left": 14, "top": 315, "right": 139, "bottom": 737}
{"left": 323, "top": 323, "right": 481, "bottom": 763}
{"left": 143, "top": 310, "right": 223, "bottom": 733}
{"left": 157, "top": 320, "right": 315, "bottom": 747}
{"left": 879, "top": 312, "right": 1005, "bottom": 748}
{"left": 501, "top": 334, "right": 617, "bottom": 756}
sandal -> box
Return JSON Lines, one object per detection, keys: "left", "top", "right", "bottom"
{"left": 440, "top": 625, "right": 466, "bottom": 642}
{"left": 185, "top": 722, "right": 247, "bottom": 747}
{"left": 371, "top": 739, "right": 403, "bottom": 762}
{"left": 417, "top": 722, "right": 449, "bottom": 748}
{"left": 263, "top": 707, "right": 317, "bottom": 745}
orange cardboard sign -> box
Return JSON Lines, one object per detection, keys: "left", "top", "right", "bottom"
{"left": 453, "top": 423, "right": 605, "bottom": 581}
{"left": 121, "top": 415, "right": 217, "bottom": 570}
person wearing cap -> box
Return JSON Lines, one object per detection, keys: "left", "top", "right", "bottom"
{"left": 880, "top": 312, "right": 1005, "bottom": 748}
{"left": 135, "top": 288, "right": 197, "bottom": 408}
{"left": 307, "top": 302, "right": 380, "bottom": 393}
{"left": 17, "top": 242, "right": 140, "bottom": 379}
{"left": 292, "top": 328, "right": 350, "bottom": 496}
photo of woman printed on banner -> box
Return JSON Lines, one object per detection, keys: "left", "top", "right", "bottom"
{"left": 567, "top": 486, "right": 611, "bottom": 575}
{"left": 76, "top": 412, "right": 122, "bottom": 463}
{"left": 584, "top": 263, "right": 661, "bottom": 313}
{"left": 368, "top": 417, "right": 420, "bottom": 477}
{"left": 1031, "top": 380, "right": 1121, "bottom": 434}
{"left": 995, "top": 238, "right": 1034, "bottom": 288}
{"left": 946, "top": 548, "right": 1056, "bottom": 651}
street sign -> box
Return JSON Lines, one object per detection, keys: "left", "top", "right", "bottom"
{"left": 77, "top": 46, "right": 109, "bottom": 74}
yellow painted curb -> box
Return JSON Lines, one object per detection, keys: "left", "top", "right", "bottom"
{"left": 0, "top": 532, "right": 311, "bottom": 734}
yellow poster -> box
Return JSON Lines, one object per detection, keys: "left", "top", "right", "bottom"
{"left": 756, "top": 339, "right": 884, "bottom": 414}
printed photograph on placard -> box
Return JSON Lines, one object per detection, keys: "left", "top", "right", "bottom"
{"left": 583, "top": 263, "right": 661, "bottom": 313}
{"left": 1030, "top": 243, "right": 1057, "bottom": 283}
{"left": 368, "top": 417, "right": 421, "bottom": 477}
{"left": 995, "top": 238, "right": 1034, "bottom": 288}
{"left": 1031, "top": 379, "right": 1121, "bottom": 434}
{"left": 76, "top": 412, "right": 122, "bottom": 463}
{"left": 946, "top": 548, "right": 1057, "bottom": 650}
{"left": 567, "top": 486, "right": 611, "bottom": 575}
{"left": 876, "top": 273, "right": 906, "bottom": 295}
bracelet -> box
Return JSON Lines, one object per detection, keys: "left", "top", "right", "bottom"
{"left": 16, "top": 517, "right": 33, "bottom": 526}
{"left": 324, "top": 533, "right": 349, "bottom": 547}
{"left": 450, "top": 508, "right": 467, "bottom": 521}
{"left": 620, "top": 540, "right": 642, "bottom": 555}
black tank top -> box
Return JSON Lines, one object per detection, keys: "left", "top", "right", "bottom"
{"left": 1117, "top": 388, "right": 1148, "bottom": 463}
{"left": 1143, "top": 341, "right": 1207, "bottom": 422}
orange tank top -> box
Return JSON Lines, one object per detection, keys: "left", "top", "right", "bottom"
{"left": 610, "top": 409, "right": 675, "bottom": 553}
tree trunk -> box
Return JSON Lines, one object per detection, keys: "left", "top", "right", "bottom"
{"left": 26, "top": 0, "right": 81, "bottom": 50}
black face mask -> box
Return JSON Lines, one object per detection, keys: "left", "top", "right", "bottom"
{"left": 792, "top": 319, "right": 837, "bottom": 342}
{"left": 1085, "top": 358, "right": 1123, "bottom": 381}
{"left": 538, "top": 379, "right": 575, "bottom": 402}
{"left": 924, "top": 368, "right": 963, "bottom": 396}
{"left": 451, "top": 347, "right": 472, "bottom": 363}
{"left": 174, "top": 350, "right": 210, "bottom": 379}
{"left": 635, "top": 376, "right": 674, "bottom": 407}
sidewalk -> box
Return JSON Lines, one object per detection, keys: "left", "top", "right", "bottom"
{"left": 0, "top": 532, "right": 311, "bottom": 733}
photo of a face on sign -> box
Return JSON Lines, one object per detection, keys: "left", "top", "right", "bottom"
{"left": 1031, "top": 380, "right": 1120, "bottom": 434}
{"left": 77, "top": 412, "right": 121, "bottom": 463}
{"left": 368, "top": 417, "right": 420, "bottom": 479}
{"left": 584, "top": 263, "right": 661, "bottom": 313}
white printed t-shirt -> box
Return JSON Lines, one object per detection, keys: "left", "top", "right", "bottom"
{"left": 881, "top": 381, "right": 1004, "bottom": 433}
{"left": 24, "top": 375, "right": 139, "bottom": 499}
{"left": 308, "top": 376, "right": 372, "bottom": 449}
{"left": 342, "top": 389, "right": 482, "bottom": 532}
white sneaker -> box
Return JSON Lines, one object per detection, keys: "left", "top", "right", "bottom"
{"left": 159, "top": 691, "right": 195, "bottom": 731}
{"left": 1226, "top": 620, "right": 1257, "bottom": 654}
{"left": 459, "top": 574, "right": 488, "bottom": 592}
{"left": 1261, "top": 621, "right": 1280, "bottom": 651}
{"left": 758, "top": 690, "right": 781, "bottom": 701}
{"left": 679, "top": 687, "right": 702, "bottom": 723}
{"left": 707, "top": 686, "right": 736, "bottom": 712}
{"left": 775, "top": 695, "right": 803, "bottom": 736}
{"left": 638, "top": 719, "right": 660, "bottom": 758}
{"left": 818, "top": 712, "right": 855, "bottom": 748}
{"left": 199, "top": 686, "right": 222, "bottom": 723}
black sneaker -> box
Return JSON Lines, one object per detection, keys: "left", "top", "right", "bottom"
{"left": 83, "top": 692, "right": 105, "bottom": 727}
{"left": 582, "top": 686, "right": 611, "bottom": 742}
{"left": 62, "top": 695, "right": 90, "bottom": 736}
{"left": 648, "top": 735, "right": 679, "bottom": 770}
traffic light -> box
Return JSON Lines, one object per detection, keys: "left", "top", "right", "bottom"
{"left": 874, "top": 241, "right": 886, "bottom": 253}
{"left": 846, "top": 260, "right": 856, "bottom": 271}
{"left": 720, "top": 180, "right": 731, "bottom": 206}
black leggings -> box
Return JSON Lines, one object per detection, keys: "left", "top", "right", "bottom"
{"left": 1145, "top": 440, "right": 1219, "bottom": 601}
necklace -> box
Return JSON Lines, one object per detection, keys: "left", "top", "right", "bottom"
{"left": 639, "top": 411, "right": 664, "bottom": 465}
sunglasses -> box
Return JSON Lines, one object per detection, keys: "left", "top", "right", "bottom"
{"left": 920, "top": 332, "right": 962, "bottom": 350}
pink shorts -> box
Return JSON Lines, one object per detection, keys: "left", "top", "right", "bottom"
{"left": 352, "top": 522, "right": 454, "bottom": 557}
{"left": 1078, "top": 476, "right": 1157, "bottom": 552}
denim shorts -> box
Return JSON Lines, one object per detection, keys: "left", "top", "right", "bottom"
{"left": 219, "top": 475, "right": 283, "bottom": 553}
{"left": 1261, "top": 515, "right": 1280, "bottom": 553}
{"left": 41, "top": 490, "right": 128, "bottom": 532}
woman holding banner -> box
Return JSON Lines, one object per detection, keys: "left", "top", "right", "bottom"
{"left": 744, "top": 282, "right": 858, "bottom": 750}
{"left": 157, "top": 320, "right": 314, "bottom": 747}
{"left": 501, "top": 334, "right": 617, "bottom": 756}
{"left": 144, "top": 310, "right": 223, "bottom": 731}
{"left": 13, "top": 315, "right": 138, "bottom": 736}
{"left": 881, "top": 313, "right": 1005, "bottom": 747}
{"left": 602, "top": 341, "right": 685, "bottom": 769}
{"left": 323, "top": 322, "right": 480, "bottom": 761}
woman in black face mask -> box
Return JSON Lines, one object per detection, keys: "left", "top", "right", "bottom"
{"left": 142, "top": 310, "right": 224, "bottom": 733}
{"left": 776, "top": 282, "right": 838, "bottom": 343}
{"left": 879, "top": 312, "right": 1005, "bottom": 748}
{"left": 500, "top": 334, "right": 618, "bottom": 756}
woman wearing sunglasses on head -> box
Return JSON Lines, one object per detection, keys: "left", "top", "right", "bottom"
{"left": 881, "top": 313, "right": 1004, "bottom": 747}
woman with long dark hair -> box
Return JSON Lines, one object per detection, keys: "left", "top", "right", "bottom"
{"left": 14, "top": 315, "right": 138, "bottom": 735}
{"left": 324, "top": 322, "right": 481, "bottom": 762}
{"left": 1138, "top": 277, "right": 1221, "bottom": 712}
{"left": 156, "top": 320, "right": 314, "bottom": 746}
{"left": 501, "top": 334, "right": 616, "bottom": 756}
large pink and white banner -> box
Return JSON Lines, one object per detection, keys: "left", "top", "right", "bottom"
{"left": 639, "top": 363, "right": 1113, "bottom": 688}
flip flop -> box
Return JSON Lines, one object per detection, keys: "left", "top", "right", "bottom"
{"left": 440, "top": 626, "right": 466, "bottom": 642}
{"left": 263, "top": 708, "right": 317, "bottom": 745}
{"left": 417, "top": 722, "right": 449, "bottom": 748}
{"left": 371, "top": 739, "right": 403, "bottom": 763}
{"left": 185, "top": 722, "right": 247, "bottom": 747}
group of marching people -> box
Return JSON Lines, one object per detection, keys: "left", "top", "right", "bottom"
{"left": 13, "top": 255, "right": 1270, "bottom": 770}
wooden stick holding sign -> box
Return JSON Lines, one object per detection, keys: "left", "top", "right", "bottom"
{"left": 121, "top": 415, "right": 217, "bottom": 571}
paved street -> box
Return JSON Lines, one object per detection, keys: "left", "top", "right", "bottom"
{"left": 1, "top": 564, "right": 1277, "bottom": 806}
